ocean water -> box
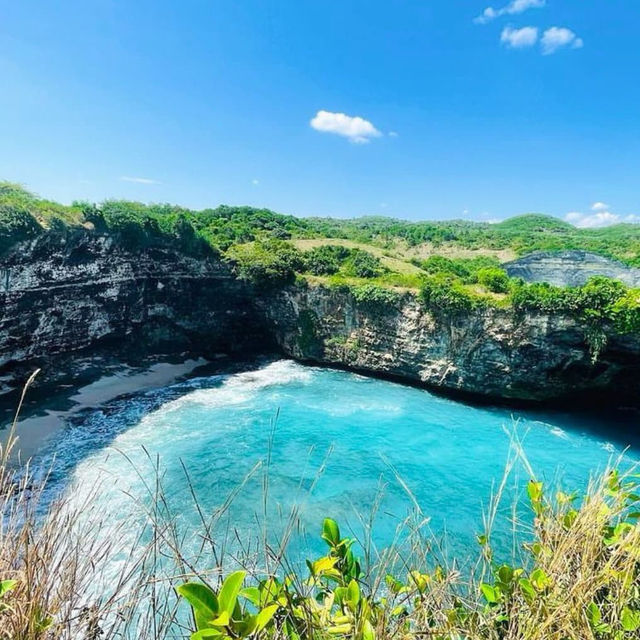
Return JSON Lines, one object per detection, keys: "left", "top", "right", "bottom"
{"left": 39, "top": 359, "right": 638, "bottom": 572}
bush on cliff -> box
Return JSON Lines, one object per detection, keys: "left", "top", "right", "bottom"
{"left": 419, "top": 275, "right": 479, "bottom": 313}
{"left": 0, "top": 204, "right": 42, "bottom": 253}
{"left": 477, "top": 266, "right": 510, "bottom": 293}
{"left": 303, "top": 245, "right": 353, "bottom": 275}
{"left": 351, "top": 283, "right": 401, "bottom": 308}
{"left": 226, "top": 239, "right": 304, "bottom": 286}
{"left": 342, "top": 249, "right": 385, "bottom": 279}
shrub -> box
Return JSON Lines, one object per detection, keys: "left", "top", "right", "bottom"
{"left": 342, "top": 249, "right": 384, "bottom": 278}
{"left": 0, "top": 204, "right": 43, "bottom": 253}
{"left": 611, "top": 290, "right": 640, "bottom": 333}
{"left": 226, "top": 239, "right": 304, "bottom": 286}
{"left": 351, "top": 284, "right": 401, "bottom": 308}
{"left": 419, "top": 275, "right": 477, "bottom": 313}
{"left": 477, "top": 267, "right": 510, "bottom": 293}
{"left": 303, "top": 245, "right": 351, "bottom": 276}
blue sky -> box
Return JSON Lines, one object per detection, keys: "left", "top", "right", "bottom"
{"left": 1, "top": 1, "right": 638, "bottom": 225}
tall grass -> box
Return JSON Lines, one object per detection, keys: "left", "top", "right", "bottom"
{"left": 1, "top": 375, "right": 639, "bottom": 639}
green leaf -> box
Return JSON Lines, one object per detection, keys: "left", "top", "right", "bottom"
{"left": 586, "top": 602, "right": 601, "bottom": 626}
{"left": 621, "top": 607, "right": 640, "bottom": 632}
{"left": 362, "top": 619, "right": 375, "bottom": 640}
{"left": 255, "top": 604, "right": 279, "bottom": 632}
{"left": 177, "top": 583, "right": 219, "bottom": 631}
{"left": 240, "top": 586, "right": 260, "bottom": 607}
{"left": 322, "top": 518, "right": 341, "bottom": 547}
{"left": 0, "top": 580, "right": 17, "bottom": 597}
{"left": 496, "top": 565, "right": 514, "bottom": 586}
{"left": 518, "top": 578, "right": 536, "bottom": 603}
{"left": 218, "top": 571, "right": 246, "bottom": 616}
{"left": 190, "top": 629, "right": 225, "bottom": 640}
{"left": 346, "top": 579, "right": 360, "bottom": 611}
{"left": 480, "top": 583, "right": 499, "bottom": 604}
{"left": 210, "top": 611, "right": 230, "bottom": 627}
{"left": 528, "top": 481, "right": 543, "bottom": 504}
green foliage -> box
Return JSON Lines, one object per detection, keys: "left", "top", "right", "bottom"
{"left": 0, "top": 204, "right": 42, "bottom": 253}
{"left": 342, "top": 249, "right": 385, "bottom": 279}
{"left": 510, "top": 276, "right": 636, "bottom": 329}
{"left": 226, "top": 240, "right": 304, "bottom": 286}
{"left": 351, "top": 284, "right": 401, "bottom": 308}
{"left": 303, "top": 245, "right": 352, "bottom": 276}
{"left": 476, "top": 267, "right": 510, "bottom": 293}
{"left": 419, "top": 275, "right": 479, "bottom": 314}
{"left": 178, "top": 470, "right": 640, "bottom": 640}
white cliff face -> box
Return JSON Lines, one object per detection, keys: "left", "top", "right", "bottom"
{"left": 261, "top": 285, "right": 640, "bottom": 404}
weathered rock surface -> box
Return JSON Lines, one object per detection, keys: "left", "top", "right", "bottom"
{"left": 0, "top": 231, "right": 268, "bottom": 393}
{"left": 260, "top": 285, "right": 640, "bottom": 404}
{"left": 1, "top": 233, "right": 640, "bottom": 405}
{"left": 504, "top": 250, "right": 640, "bottom": 288}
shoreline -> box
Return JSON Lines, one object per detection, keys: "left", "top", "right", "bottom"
{"left": 1, "top": 357, "right": 212, "bottom": 462}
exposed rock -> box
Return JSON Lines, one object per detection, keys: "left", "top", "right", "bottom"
{"left": 0, "top": 230, "right": 269, "bottom": 394}
{"left": 1, "top": 232, "right": 640, "bottom": 405}
{"left": 260, "top": 285, "right": 640, "bottom": 404}
{"left": 503, "top": 250, "right": 640, "bottom": 287}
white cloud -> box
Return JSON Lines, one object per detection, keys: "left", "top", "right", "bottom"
{"left": 474, "top": 0, "right": 545, "bottom": 24}
{"left": 541, "top": 27, "right": 583, "bottom": 55}
{"left": 501, "top": 26, "right": 539, "bottom": 48}
{"left": 388, "top": 131, "right": 399, "bottom": 137}
{"left": 591, "top": 201, "right": 609, "bottom": 211}
{"left": 310, "top": 110, "right": 382, "bottom": 144}
{"left": 252, "top": 179, "right": 259, "bottom": 185}
{"left": 120, "top": 176, "right": 160, "bottom": 184}
{"left": 564, "top": 210, "right": 640, "bottom": 228}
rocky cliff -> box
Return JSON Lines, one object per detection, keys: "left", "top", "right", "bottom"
{"left": 260, "top": 285, "right": 640, "bottom": 404}
{"left": 504, "top": 250, "right": 640, "bottom": 288}
{"left": 0, "top": 230, "right": 268, "bottom": 394}
{"left": 1, "top": 233, "right": 639, "bottom": 405}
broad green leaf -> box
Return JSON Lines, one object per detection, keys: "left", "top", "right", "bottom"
{"left": 255, "top": 604, "right": 279, "bottom": 631}
{"left": 480, "top": 583, "right": 499, "bottom": 604}
{"left": 240, "top": 586, "right": 260, "bottom": 606}
{"left": 621, "top": 607, "right": 640, "bottom": 632}
{"left": 362, "top": 619, "right": 375, "bottom": 640}
{"left": 177, "top": 583, "right": 219, "bottom": 631}
{"left": 210, "top": 611, "right": 230, "bottom": 627}
{"left": 0, "top": 580, "right": 17, "bottom": 597}
{"left": 496, "top": 565, "right": 514, "bottom": 586}
{"left": 190, "top": 629, "right": 224, "bottom": 640}
{"left": 346, "top": 579, "right": 360, "bottom": 610}
{"left": 322, "top": 518, "right": 341, "bottom": 546}
{"left": 586, "top": 602, "right": 601, "bottom": 626}
{"left": 218, "top": 571, "right": 246, "bottom": 616}
{"left": 518, "top": 578, "right": 536, "bottom": 603}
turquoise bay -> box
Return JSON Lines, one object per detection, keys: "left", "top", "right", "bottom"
{"left": 44, "top": 360, "right": 637, "bottom": 564}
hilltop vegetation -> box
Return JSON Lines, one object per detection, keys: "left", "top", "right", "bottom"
{"left": 2, "top": 181, "right": 640, "bottom": 341}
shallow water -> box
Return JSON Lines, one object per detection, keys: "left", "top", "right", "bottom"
{"left": 38, "top": 359, "right": 638, "bottom": 569}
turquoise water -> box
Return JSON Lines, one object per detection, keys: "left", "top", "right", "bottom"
{"left": 43, "top": 359, "right": 637, "bottom": 568}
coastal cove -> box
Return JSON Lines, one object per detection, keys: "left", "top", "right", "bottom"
{"left": 19, "top": 358, "right": 639, "bottom": 568}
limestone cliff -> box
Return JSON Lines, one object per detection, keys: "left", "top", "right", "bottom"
{"left": 0, "top": 230, "right": 267, "bottom": 393}
{"left": 1, "top": 232, "right": 639, "bottom": 404}
{"left": 260, "top": 285, "right": 640, "bottom": 404}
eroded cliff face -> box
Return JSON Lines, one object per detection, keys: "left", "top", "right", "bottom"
{"left": 260, "top": 285, "right": 640, "bottom": 404}
{"left": 0, "top": 231, "right": 268, "bottom": 393}
{"left": 1, "top": 233, "right": 639, "bottom": 404}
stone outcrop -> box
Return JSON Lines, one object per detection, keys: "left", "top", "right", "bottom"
{"left": 1, "top": 232, "right": 640, "bottom": 405}
{"left": 0, "top": 230, "right": 268, "bottom": 393}
{"left": 260, "top": 285, "right": 640, "bottom": 404}
{"left": 504, "top": 250, "right": 640, "bottom": 288}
